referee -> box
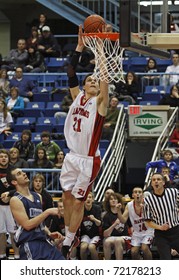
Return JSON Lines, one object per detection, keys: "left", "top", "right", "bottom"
{"left": 143, "top": 173, "right": 179, "bottom": 260}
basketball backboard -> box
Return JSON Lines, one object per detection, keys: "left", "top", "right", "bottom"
{"left": 119, "top": 0, "right": 179, "bottom": 58}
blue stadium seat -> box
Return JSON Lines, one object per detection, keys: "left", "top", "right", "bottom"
{"left": 122, "top": 58, "right": 130, "bottom": 72}
{"left": 45, "top": 57, "right": 68, "bottom": 72}
{"left": 139, "top": 100, "right": 158, "bottom": 105}
{"left": 35, "top": 117, "right": 57, "bottom": 132}
{"left": 3, "top": 133, "right": 21, "bottom": 149}
{"left": 6, "top": 133, "right": 21, "bottom": 141}
{"left": 52, "top": 92, "right": 67, "bottom": 102}
{"left": 24, "top": 102, "right": 45, "bottom": 117}
{"left": 14, "top": 117, "right": 36, "bottom": 131}
{"left": 129, "top": 57, "right": 148, "bottom": 72}
{"left": 99, "top": 140, "right": 110, "bottom": 149}
{"left": 33, "top": 92, "right": 51, "bottom": 102}
{"left": 144, "top": 85, "right": 164, "bottom": 94}
{"left": 43, "top": 102, "right": 61, "bottom": 117}
{"left": 155, "top": 58, "right": 171, "bottom": 72}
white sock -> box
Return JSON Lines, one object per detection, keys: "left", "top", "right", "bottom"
{"left": 65, "top": 226, "right": 69, "bottom": 236}
{"left": 14, "top": 255, "right": 20, "bottom": 259}
{"left": 63, "top": 231, "right": 75, "bottom": 247}
{"left": 0, "top": 254, "right": 6, "bottom": 258}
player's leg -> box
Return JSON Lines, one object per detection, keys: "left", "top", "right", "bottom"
{"left": 131, "top": 246, "right": 141, "bottom": 259}
{"left": 88, "top": 243, "right": 99, "bottom": 260}
{"left": 114, "top": 237, "right": 125, "bottom": 260}
{"left": 80, "top": 238, "right": 89, "bottom": 260}
{"left": 103, "top": 237, "right": 114, "bottom": 260}
{"left": 0, "top": 233, "right": 7, "bottom": 259}
{"left": 141, "top": 243, "right": 153, "bottom": 259}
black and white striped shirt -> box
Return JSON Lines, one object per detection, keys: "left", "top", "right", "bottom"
{"left": 143, "top": 188, "right": 179, "bottom": 228}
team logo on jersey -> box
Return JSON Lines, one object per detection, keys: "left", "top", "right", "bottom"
{"left": 72, "top": 107, "right": 89, "bottom": 118}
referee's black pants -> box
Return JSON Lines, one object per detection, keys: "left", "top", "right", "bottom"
{"left": 155, "top": 225, "right": 179, "bottom": 260}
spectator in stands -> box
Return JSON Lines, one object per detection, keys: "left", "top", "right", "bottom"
{"left": 0, "top": 69, "right": 10, "bottom": 98}
{"left": 6, "top": 87, "right": 24, "bottom": 120}
{"left": 0, "top": 98, "right": 13, "bottom": 142}
{"left": 102, "top": 192, "right": 131, "bottom": 260}
{"left": 37, "top": 13, "right": 48, "bottom": 37}
{"left": 30, "top": 147, "right": 54, "bottom": 168}
{"left": 146, "top": 149, "right": 178, "bottom": 181}
{"left": 37, "top": 26, "right": 61, "bottom": 57}
{"left": 13, "top": 129, "right": 35, "bottom": 161}
{"left": 80, "top": 191, "right": 102, "bottom": 260}
{"left": 24, "top": 45, "right": 46, "bottom": 73}
{"left": 101, "top": 96, "right": 119, "bottom": 140}
{"left": 163, "top": 53, "right": 179, "bottom": 86}
{"left": 26, "top": 26, "right": 39, "bottom": 49}
{"left": 9, "top": 147, "right": 29, "bottom": 168}
{"left": 117, "top": 186, "right": 154, "bottom": 260}
{"left": 53, "top": 150, "right": 65, "bottom": 169}
{"left": 158, "top": 84, "right": 179, "bottom": 107}
{"left": 48, "top": 198, "right": 65, "bottom": 235}
{"left": 114, "top": 71, "right": 140, "bottom": 104}
{"left": 169, "top": 121, "right": 179, "bottom": 148}
{"left": 101, "top": 187, "right": 115, "bottom": 218}
{"left": 9, "top": 67, "right": 38, "bottom": 102}
{"left": 1, "top": 39, "right": 28, "bottom": 71}
{"left": 32, "top": 173, "right": 54, "bottom": 227}
{"left": 0, "top": 149, "right": 19, "bottom": 260}
{"left": 35, "top": 130, "right": 61, "bottom": 162}
{"left": 54, "top": 92, "right": 73, "bottom": 123}
{"left": 141, "top": 58, "right": 160, "bottom": 90}
{"left": 75, "top": 47, "right": 95, "bottom": 73}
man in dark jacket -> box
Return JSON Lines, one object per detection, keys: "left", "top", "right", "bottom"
{"left": 37, "top": 26, "right": 61, "bottom": 57}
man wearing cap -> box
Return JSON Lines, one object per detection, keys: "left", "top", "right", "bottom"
{"left": 37, "top": 26, "right": 61, "bottom": 57}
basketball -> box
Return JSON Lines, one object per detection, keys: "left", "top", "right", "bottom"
{"left": 84, "top": 14, "right": 105, "bottom": 33}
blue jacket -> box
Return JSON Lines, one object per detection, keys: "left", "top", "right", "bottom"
{"left": 146, "top": 159, "right": 178, "bottom": 181}
{"left": 6, "top": 96, "right": 24, "bottom": 111}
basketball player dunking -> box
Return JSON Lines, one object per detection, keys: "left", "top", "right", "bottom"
{"left": 60, "top": 24, "right": 109, "bottom": 259}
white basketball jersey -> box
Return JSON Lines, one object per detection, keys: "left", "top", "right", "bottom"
{"left": 64, "top": 91, "right": 105, "bottom": 156}
{"left": 128, "top": 201, "right": 154, "bottom": 235}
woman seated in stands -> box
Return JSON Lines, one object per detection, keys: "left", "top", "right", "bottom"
{"left": 6, "top": 87, "right": 24, "bottom": 120}
{"left": 24, "top": 45, "right": 46, "bottom": 73}
{"left": 158, "top": 84, "right": 179, "bottom": 107}
{"left": 30, "top": 147, "right": 54, "bottom": 168}
{"left": 26, "top": 26, "right": 39, "bottom": 49}
{"left": 53, "top": 150, "right": 65, "bottom": 169}
{"left": 102, "top": 192, "right": 131, "bottom": 260}
{"left": 141, "top": 58, "right": 160, "bottom": 91}
{"left": 0, "top": 98, "right": 13, "bottom": 142}
{"left": 114, "top": 71, "right": 140, "bottom": 104}
{"left": 0, "top": 69, "right": 10, "bottom": 98}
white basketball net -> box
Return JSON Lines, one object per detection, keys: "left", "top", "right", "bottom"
{"left": 82, "top": 34, "right": 125, "bottom": 83}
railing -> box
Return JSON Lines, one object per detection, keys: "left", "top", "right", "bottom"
{"left": 143, "top": 106, "right": 179, "bottom": 190}
{"left": 94, "top": 104, "right": 127, "bottom": 201}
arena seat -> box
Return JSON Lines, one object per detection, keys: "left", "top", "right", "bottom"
{"left": 139, "top": 100, "right": 158, "bottom": 105}
{"left": 23, "top": 102, "right": 46, "bottom": 117}
{"left": 14, "top": 117, "right": 36, "bottom": 132}
{"left": 43, "top": 102, "right": 61, "bottom": 117}
{"left": 35, "top": 117, "right": 57, "bottom": 132}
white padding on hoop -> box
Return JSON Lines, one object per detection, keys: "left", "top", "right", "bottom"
{"left": 82, "top": 35, "right": 125, "bottom": 83}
